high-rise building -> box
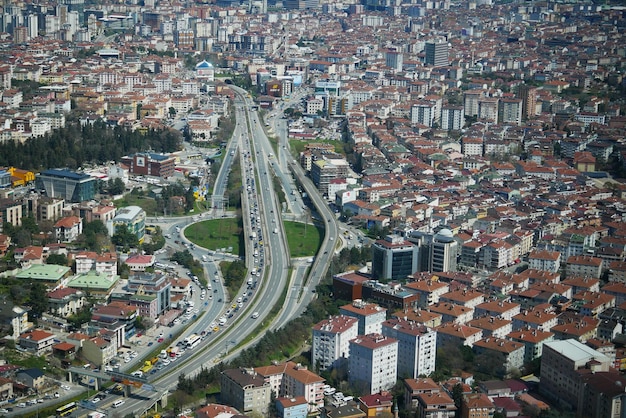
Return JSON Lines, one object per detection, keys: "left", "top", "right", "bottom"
{"left": 441, "top": 105, "right": 464, "bottom": 130}
{"left": 410, "top": 101, "right": 437, "bottom": 127}
{"left": 385, "top": 50, "right": 403, "bottom": 72}
{"left": 340, "top": 300, "right": 387, "bottom": 335}
{"left": 312, "top": 315, "right": 359, "bottom": 370}
{"left": 349, "top": 334, "right": 398, "bottom": 394}
{"left": 498, "top": 98, "right": 523, "bottom": 125}
{"left": 517, "top": 84, "right": 538, "bottom": 120}
{"left": 372, "top": 234, "right": 419, "bottom": 280}
{"left": 540, "top": 339, "right": 610, "bottom": 410}
{"left": 382, "top": 318, "right": 437, "bottom": 378}
{"left": 424, "top": 40, "right": 449, "bottom": 67}
{"left": 430, "top": 228, "right": 458, "bottom": 272}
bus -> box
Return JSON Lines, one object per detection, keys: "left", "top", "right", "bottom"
{"left": 56, "top": 401, "right": 78, "bottom": 417}
{"left": 185, "top": 334, "right": 202, "bottom": 349}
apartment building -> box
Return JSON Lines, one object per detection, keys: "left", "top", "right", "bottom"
{"left": 312, "top": 315, "right": 359, "bottom": 370}
{"left": 472, "top": 337, "right": 525, "bottom": 376}
{"left": 540, "top": 339, "right": 611, "bottom": 410}
{"left": 507, "top": 328, "right": 555, "bottom": 364}
{"left": 404, "top": 279, "right": 450, "bottom": 308}
{"left": 349, "top": 334, "right": 398, "bottom": 395}
{"left": 474, "top": 300, "right": 521, "bottom": 321}
{"left": 339, "top": 300, "right": 387, "bottom": 335}
{"left": 382, "top": 318, "right": 437, "bottom": 378}
{"left": 254, "top": 362, "right": 326, "bottom": 412}
{"left": 528, "top": 250, "right": 561, "bottom": 273}
{"left": 566, "top": 255, "right": 603, "bottom": 279}
{"left": 220, "top": 368, "right": 272, "bottom": 415}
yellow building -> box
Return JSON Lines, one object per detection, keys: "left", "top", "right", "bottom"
{"left": 9, "top": 167, "right": 35, "bottom": 186}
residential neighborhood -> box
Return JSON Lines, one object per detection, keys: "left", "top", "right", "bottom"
{"left": 0, "top": 0, "right": 624, "bottom": 417}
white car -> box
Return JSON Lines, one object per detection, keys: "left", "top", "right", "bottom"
{"left": 61, "top": 385, "right": 70, "bottom": 391}
{"left": 92, "top": 397, "right": 101, "bottom": 403}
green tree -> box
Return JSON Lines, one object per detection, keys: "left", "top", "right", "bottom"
{"left": 68, "top": 306, "right": 92, "bottom": 329}
{"left": 112, "top": 224, "right": 139, "bottom": 248}
{"left": 27, "top": 282, "right": 48, "bottom": 320}
{"left": 46, "top": 254, "right": 68, "bottom": 266}
{"left": 21, "top": 216, "right": 39, "bottom": 234}
{"left": 108, "top": 178, "right": 125, "bottom": 195}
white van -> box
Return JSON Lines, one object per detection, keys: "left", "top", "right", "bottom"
{"left": 113, "top": 399, "right": 125, "bottom": 408}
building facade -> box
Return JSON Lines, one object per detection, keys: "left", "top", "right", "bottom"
{"left": 36, "top": 169, "right": 96, "bottom": 203}
{"left": 382, "top": 318, "right": 437, "bottom": 378}
{"left": 372, "top": 234, "right": 419, "bottom": 281}
{"left": 312, "top": 315, "right": 359, "bottom": 370}
{"left": 349, "top": 334, "right": 398, "bottom": 395}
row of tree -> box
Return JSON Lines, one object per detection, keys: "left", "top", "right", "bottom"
{"left": 0, "top": 121, "right": 182, "bottom": 170}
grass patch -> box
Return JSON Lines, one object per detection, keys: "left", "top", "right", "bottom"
{"left": 289, "top": 138, "right": 343, "bottom": 156}
{"left": 184, "top": 218, "right": 244, "bottom": 256}
{"left": 284, "top": 220, "right": 324, "bottom": 258}
{"left": 114, "top": 194, "right": 158, "bottom": 215}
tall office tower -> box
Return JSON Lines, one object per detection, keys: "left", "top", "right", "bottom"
{"left": 382, "top": 318, "right": 437, "bottom": 378}
{"left": 424, "top": 40, "right": 449, "bottom": 67}
{"left": 517, "top": 84, "right": 538, "bottom": 120}
{"left": 386, "top": 49, "right": 404, "bottom": 72}
{"left": 349, "top": 334, "right": 398, "bottom": 395}
{"left": 27, "top": 14, "right": 38, "bottom": 39}
{"left": 372, "top": 234, "right": 419, "bottom": 281}
{"left": 429, "top": 228, "right": 457, "bottom": 272}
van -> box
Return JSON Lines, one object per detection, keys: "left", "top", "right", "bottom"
{"left": 113, "top": 399, "right": 125, "bottom": 408}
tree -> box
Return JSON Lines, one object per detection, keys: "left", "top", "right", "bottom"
{"left": 108, "top": 178, "right": 125, "bottom": 195}
{"left": 47, "top": 254, "right": 68, "bottom": 266}
{"left": 28, "top": 282, "right": 48, "bottom": 321}
{"left": 169, "top": 107, "right": 177, "bottom": 118}
{"left": 112, "top": 224, "right": 139, "bottom": 249}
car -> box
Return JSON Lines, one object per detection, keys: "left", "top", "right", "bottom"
{"left": 0, "top": 408, "right": 8, "bottom": 413}
{"left": 157, "top": 338, "right": 164, "bottom": 343}
{"left": 61, "top": 385, "right": 70, "bottom": 391}
{"left": 17, "top": 403, "right": 26, "bottom": 408}
{"left": 124, "top": 357, "right": 131, "bottom": 363}
{"left": 147, "top": 342, "right": 154, "bottom": 347}
{"left": 92, "top": 397, "right": 101, "bottom": 403}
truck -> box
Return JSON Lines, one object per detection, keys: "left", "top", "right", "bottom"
{"left": 140, "top": 356, "right": 160, "bottom": 373}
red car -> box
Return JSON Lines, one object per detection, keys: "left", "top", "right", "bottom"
{"left": 157, "top": 338, "right": 164, "bottom": 343}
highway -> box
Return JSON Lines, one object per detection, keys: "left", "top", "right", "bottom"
{"left": 33, "top": 87, "right": 340, "bottom": 418}
{"left": 103, "top": 89, "right": 296, "bottom": 417}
